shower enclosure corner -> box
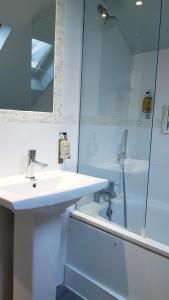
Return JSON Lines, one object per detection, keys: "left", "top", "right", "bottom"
{"left": 77, "top": 0, "right": 168, "bottom": 246}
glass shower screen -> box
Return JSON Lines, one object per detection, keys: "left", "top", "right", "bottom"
{"left": 77, "top": 0, "right": 162, "bottom": 235}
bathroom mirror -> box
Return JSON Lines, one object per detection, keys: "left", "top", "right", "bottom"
{"left": 0, "top": 0, "right": 56, "bottom": 113}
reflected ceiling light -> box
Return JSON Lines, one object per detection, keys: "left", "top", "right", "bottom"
{"left": 0, "top": 25, "right": 12, "bottom": 50}
{"left": 102, "top": 12, "right": 107, "bottom": 18}
{"left": 136, "top": 1, "right": 143, "bottom": 6}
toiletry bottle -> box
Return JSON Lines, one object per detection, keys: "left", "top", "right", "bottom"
{"left": 142, "top": 91, "right": 152, "bottom": 118}
{"left": 59, "top": 133, "right": 70, "bottom": 163}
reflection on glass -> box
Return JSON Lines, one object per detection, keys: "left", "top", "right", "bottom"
{"left": 0, "top": 25, "right": 12, "bottom": 50}
{"left": 31, "top": 5, "right": 55, "bottom": 112}
{"left": 31, "top": 38, "right": 52, "bottom": 70}
{"left": 31, "top": 38, "right": 54, "bottom": 96}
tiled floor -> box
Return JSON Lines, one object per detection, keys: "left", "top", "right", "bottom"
{"left": 56, "top": 285, "right": 83, "bottom": 300}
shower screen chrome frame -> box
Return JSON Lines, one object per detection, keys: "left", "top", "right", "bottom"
{"left": 161, "top": 105, "right": 169, "bottom": 134}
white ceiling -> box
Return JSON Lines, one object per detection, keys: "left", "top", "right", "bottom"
{"left": 105, "top": 0, "right": 166, "bottom": 54}
{"left": 0, "top": 0, "right": 54, "bottom": 24}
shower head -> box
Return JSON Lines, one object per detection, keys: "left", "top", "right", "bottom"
{"left": 97, "top": 4, "right": 118, "bottom": 25}
{"left": 97, "top": 4, "right": 108, "bottom": 19}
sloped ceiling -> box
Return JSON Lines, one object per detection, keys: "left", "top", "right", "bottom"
{"left": 105, "top": 0, "right": 166, "bottom": 54}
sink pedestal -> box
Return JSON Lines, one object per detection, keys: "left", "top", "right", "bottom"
{"left": 13, "top": 206, "right": 70, "bottom": 300}
{"left": 0, "top": 170, "right": 107, "bottom": 300}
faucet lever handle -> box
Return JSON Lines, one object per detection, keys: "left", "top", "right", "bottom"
{"left": 108, "top": 181, "right": 120, "bottom": 191}
{"left": 28, "top": 149, "right": 36, "bottom": 160}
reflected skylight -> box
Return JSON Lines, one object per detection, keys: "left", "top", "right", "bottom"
{"left": 31, "top": 38, "right": 52, "bottom": 69}
{"left": 0, "top": 25, "right": 12, "bottom": 50}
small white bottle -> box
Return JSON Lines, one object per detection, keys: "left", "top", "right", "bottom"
{"left": 59, "top": 133, "right": 70, "bottom": 163}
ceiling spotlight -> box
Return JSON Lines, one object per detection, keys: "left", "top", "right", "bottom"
{"left": 136, "top": 1, "right": 143, "bottom": 6}
{"left": 102, "top": 12, "right": 107, "bottom": 18}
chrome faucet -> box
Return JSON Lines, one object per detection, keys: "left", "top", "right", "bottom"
{"left": 94, "top": 181, "right": 117, "bottom": 221}
{"left": 26, "top": 149, "right": 48, "bottom": 179}
{"left": 94, "top": 181, "right": 117, "bottom": 203}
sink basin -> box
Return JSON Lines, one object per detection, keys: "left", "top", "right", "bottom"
{"left": 6, "top": 170, "right": 107, "bottom": 300}
{"left": 0, "top": 170, "right": 108, "bottom": 211}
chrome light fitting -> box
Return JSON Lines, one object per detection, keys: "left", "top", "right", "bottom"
{"left": 97, "top": 4, "right": 108, "bottom": 18}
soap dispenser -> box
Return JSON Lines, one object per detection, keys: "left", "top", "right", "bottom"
{"left": 142, "top": 91, "right": 152, "bottom": 119}
{"left": 58, "top": 132, "right": 71, "bottom": 164}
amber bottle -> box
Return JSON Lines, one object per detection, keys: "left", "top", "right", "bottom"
{"left": 142, "top": 91, "right": 152, "bottom": 116}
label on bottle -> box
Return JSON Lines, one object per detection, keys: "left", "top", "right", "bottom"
{"left": 142, "top": 97, "right": 152, "bottom": 113}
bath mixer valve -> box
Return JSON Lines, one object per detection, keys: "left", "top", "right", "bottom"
{"left": 94, "top": 181, "right": 117, "bottom": 203}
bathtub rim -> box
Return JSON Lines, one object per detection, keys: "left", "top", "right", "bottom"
{"left": 71, "top": 210, "right": 169, "bottom": 259}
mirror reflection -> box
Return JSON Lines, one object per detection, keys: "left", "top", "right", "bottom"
{"left": 0, "top": 0, "right": 55, "bottom": 112}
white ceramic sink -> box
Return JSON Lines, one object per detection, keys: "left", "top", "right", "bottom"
{"left": 0, "top": 170, "right": 108, "bottom": 211}
{"left": 7, "top": 170, "right": 107, "bottom": 300}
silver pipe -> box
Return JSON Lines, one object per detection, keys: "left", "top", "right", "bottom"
{"left": 122, "top": 162, "right": 127, "bottom": 228}
{"left": 119, "top": 129, "right": 128, "bottom": 228}
{"left": 121, "top": 129, "right": 128, "bottom": 159}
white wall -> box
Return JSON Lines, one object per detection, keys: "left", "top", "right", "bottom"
{"left": 81, "top": 0, "right": 133, "bottom": 119}
{"left": 60, "top": 0, "right": 83, "bottom": 172}
{"left": 79, "top": 124, "right": 150, "bottom": 199}
{"left": 98, "top": 26, "right": 132, "bottom": 119}
{"left": 80, "top": 0, "right": 103, "bottom": 117}
{"left": 129, "top": 51, "right": 158, "bottom": 120}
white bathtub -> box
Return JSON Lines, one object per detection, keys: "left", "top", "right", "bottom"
{"left": 78, "top": 195, "right": 146, "bottom": 235}
{"left": 66, "top": 216, "right": 169, "bottom": 300}
{"left": 76, "top": 194, "right": 169, "bottom": 255}
{"left": 68, "top": 194, "right": 169, "bottom": 300}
